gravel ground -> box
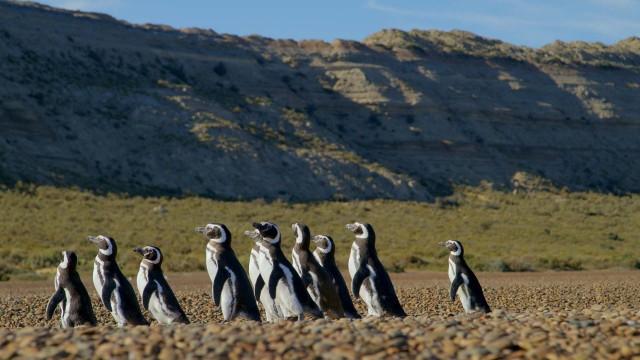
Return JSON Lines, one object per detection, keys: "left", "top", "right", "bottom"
{"left": 1, "top": 271, "right": 639, "bottom": 359}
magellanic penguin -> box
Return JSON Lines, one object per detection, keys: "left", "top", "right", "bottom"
{"left": 245, "top": 222, "right": 323, "bottom": 321}
{"left": 312, "top": 235, "right": 361, "bottom": 319}
{"left": 133, "top": 246, "right": 190, "bottom": 324}
{"left": 346, "top": 222, "right": 406, "bottom": 317}
{"left": 195, "top": 223, "right": 261, "bottom": 322}
{"left": 45, "top": 251, "right": 97, "bottom": 328}
{"left": 88, "top": 235, "right": 148, "bottom": 326}
{"left": 441, "top": 240, "right": 491, "bottom": 313}
{"left": 247, "top": 229, "right": 283, "bottom": 323}
{"left": 291, "top": 223, "right": 345, "bottom": 319}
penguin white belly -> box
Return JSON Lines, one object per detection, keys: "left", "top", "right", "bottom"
{"left": 61, "top": 289, "right": 71, "bottom": 328}
{"left": 92, "top": 259, "right": 103, "bottom": 296}
{"left": 312, "top": 251, "right": 323, "bottom": 267}
{"left": 148, "top": 284, "right": 175, "bottom": 324}
{"left": 136, "top": 267, "right": 147, "bottom": 298}
{"left": 205, "top": 248, "right": 218, "bottom": 284}
{"left": 275, "top": 264, "right": 303, "bottom": 318}
{"left": 291, "top": 251, "right": 304, "bottom": 280}
{"left": 349, "top": 245, "right": 382, "bottom": 316}
{"left": 256, "top": 247, "right": 301, "bottom": 319}
{"left": 220, "top": 267, "right": 237, "bottom": 321}
{"left": 256, "top": 246, "right": 274, "bottom": 283}
{"left": 250, "top": 249, "right": 280, "bottom": 322}
{"left": 448, "top": 259, "right": 472, "bottom": 312}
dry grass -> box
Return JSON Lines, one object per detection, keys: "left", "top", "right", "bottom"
{"left": 0, "top": 185, "right": 639, "bottom": 280}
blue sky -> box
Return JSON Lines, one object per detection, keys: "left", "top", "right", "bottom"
{"left": 37, "top": 0, "right": 640, "bottom": 47}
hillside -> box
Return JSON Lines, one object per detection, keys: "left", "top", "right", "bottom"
{"left": 1, "top": 1, "right": 640, "bottom": 200}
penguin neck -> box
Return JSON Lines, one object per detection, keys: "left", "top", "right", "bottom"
{"left": 449, "top": 253, "right": 465, "bottom": 265}
{"left": 355, "top": 237, "right": 376, "bottom": 254}
{"left": 207, "top": 242, "right": 227, "bottom": 252}
{"left": 315, "top": 250, "right": 334, "bottom": 266}
{"left": 294, "top": 238, "right": 310, "bottom": 252}
{"left": 141, "top": 260, "right": 162, "bottom": 273}
{"left": 95, "top": 252, "right": 115, "bottom": 264}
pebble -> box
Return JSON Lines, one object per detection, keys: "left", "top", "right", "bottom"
{"left": 0, "top": 282, "right": 639, "bottom": 358}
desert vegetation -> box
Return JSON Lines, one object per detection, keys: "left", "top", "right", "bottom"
{"left": 0, "top": 184, "right": 638, "bottom": 280}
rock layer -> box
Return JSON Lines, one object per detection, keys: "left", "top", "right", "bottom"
{"left": 1, "top": 2, "right": 640, "bottom": 200}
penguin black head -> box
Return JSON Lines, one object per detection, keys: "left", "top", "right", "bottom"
{"left": 291, "top": 223, "right": 311, "bottom": 248}
{"left": 441, "top": 240, "right": 464, "bottom": 256}
{"left": 87, "top": 235, "right": 117, "bottom": 257}
{"left": 245, "top": 221, "right": 281, "bottom": 245}
{"left": 312, "top": 235, "right": 335, "bottom": 256}
{"left": 58, "top": 251, "right": 78, "bottom": 271}
{"left": 345, "top": 222, "right": 376, "bottom": 245}
{"left": 195, "top": 223, "right": 232, "bottom": 246}
{"left": 133, "top": 246, "right": 163, "bottom": 265}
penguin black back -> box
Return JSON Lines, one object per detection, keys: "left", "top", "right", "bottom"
{"left": 46, "top": 251, "right": 97, "bottom": 327}
{"left": 346, "top": 222, "right": 406, "bottom": 317}
{"left": 197, "top": 223, "right": 261, "bottom": 322}
{"left": 134, "top": 246, "right": 190, "bottom": 324}
{"left": 442, "top": 240, "right": 491, "bottom": 313}
{"left": 291, "top": 223, "right": 345, "bottom": 319}
{"left": 312, "top": 235, "right": 361, "bottom": 319}
{"left": 88, "top": 235, "right": 148, "bottom": 326}
{"left": 249, "top": 221, "right": 323, "bottom": 319}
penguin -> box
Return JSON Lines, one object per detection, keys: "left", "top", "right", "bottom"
{"left": 312, "top": 235, "right": 361, "bottom": 319}
{"left": 440, "top": 240, "right": 491, "bottom": 313}
{"left": 133, "top": 246, "right": 190, "bottom": 324}
{"left": 245, "top": 222, "right": 322, "bottom": 320}
{"left": 247, "top": 230, "right": 283, "bottom": 323}
{"left": 88, "top": 235, "right": 148, "bottom": 326}
{"left": 195, "top": 223, "right": 261, "bottom": 322}
{"left": 45, "top": 251, "right": 97, "bottom": 328}
{"left": 290, "top": 223, "right": 345, "bottom": 319}
{"left": 345, "top": 222, "right": 406, "bottom": 317}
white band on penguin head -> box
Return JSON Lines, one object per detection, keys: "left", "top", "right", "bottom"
{"left": 60, "top": 252, "right": 69, "bottom": 269}
{"left": 449, "top": 240, "right": 462, "bottom": 256}
{"left": 317, "top": 237, "right": 332, "bottom": 254}
{"left": 99, "top": 237, "right": 113, "bottom": 256}
{"left": 209, "top": 225, "right": 227, "bottom": 244}
{"left": 356, "top": 223, "right": 369, "bottom": 239}
{"left": 294, "top": 224, "right": 303, "bottom": 244}
{"left": 148, "top": 247, "right": 161, "bottom": 264}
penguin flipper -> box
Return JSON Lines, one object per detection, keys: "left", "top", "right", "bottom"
{"left": 351, "top": 267, "right": 370, "bottom": 299}
{"left": 45, "top": 287, "right": 65, "bottom": 320}
{"left": 254, "top": 275, "right": 265, "bottom": 300}
{"left": 212, "top": 267, "right": 229, "bottom": 307}
{"left": 450, "top": 275, "right": 464, "bottom": 302}
{"left": 101, "top": 278, "right": 116, "bottom": 312}
{"left": 268, "top": 266, "right": 285, "bottom": 300}
{"left": 142, "top": 280, "right": 158, "bottom": 310}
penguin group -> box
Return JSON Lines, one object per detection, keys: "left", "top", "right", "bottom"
{"left": 46, "top": 222, "right": 490, "bottom": 328}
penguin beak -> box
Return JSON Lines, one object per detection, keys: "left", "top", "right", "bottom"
{"left": 345, "top": 223, "right": 358, "bottom": 232}
{"left": 252, "top": 222, "right": 261, "bottom": 229}
{"left": 133, "top": 247, "right": 144, "bottom": 255}
{"left": 438, "top": 241, "right": 447, "bottom": 247}
{"left": 194, "top": 226, "right": 206, "bottom": 234}
{"left": 312, "top": 235, "right": 323, "bottom": 243}
{"left": 244, "top": 229, "right": 260, "bottom": 240}
{"left": 87, "top": 236, "right": 100, "bottom": 244}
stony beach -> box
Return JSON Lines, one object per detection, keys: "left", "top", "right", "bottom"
{"left": 1, "top": 271, "right": 639, "bottom": 359}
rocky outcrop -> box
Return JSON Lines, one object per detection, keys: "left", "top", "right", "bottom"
{"left": 1, "top": 1, "right": 639, "bottom": 200}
